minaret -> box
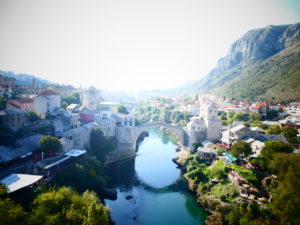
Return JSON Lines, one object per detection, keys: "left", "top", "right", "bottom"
{"left": 32, "top": 78, "right": 36, "bottom": 88}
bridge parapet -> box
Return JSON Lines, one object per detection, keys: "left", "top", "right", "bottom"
{"left": 134, "top": 122, "right": 189, "bottom": 148}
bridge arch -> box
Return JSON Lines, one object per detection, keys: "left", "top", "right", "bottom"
{"left": 134, "top": 122, "right": 189, "bottom": 151}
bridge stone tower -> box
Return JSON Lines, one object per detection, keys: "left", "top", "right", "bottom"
{"left": 82, "top": 87, "right": 99, "bottom": 110}
{"left": 187, "top": 103, "right": 222, "bottom": 150}
{"left": 203, "top": 104, "right": 222, "bottom": 141}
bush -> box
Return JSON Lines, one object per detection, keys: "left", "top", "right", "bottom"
{"left": 229, "top": 164, "right": 258, "bottom": 184}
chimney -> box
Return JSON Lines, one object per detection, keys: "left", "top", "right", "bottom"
{"left": 32, "top": 77, "right": 36, "bottom": 88}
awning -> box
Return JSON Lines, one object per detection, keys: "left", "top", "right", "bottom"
{"left": 64, "top": 149, "right": 87, "bottom": 157}
{"left": 0, "top": 173, "right": 43, "bottom": 193}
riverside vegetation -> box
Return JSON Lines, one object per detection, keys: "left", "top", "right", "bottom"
{"left": 179, "top": 138, "right": 299, "bottom": 225}
{"left": 0, "top": 128, "right": 117, "bottom": 225}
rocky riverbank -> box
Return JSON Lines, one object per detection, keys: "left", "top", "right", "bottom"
{"left": 173, "top": 153, "right": 234, "bottom": 225}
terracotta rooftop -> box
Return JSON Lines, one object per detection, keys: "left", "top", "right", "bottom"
{"left": 38, "top": 90, "right": 59, "bottom": 96}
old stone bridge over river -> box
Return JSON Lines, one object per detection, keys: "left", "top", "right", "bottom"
{"left": 106, "top": 104, "right": 222, "bottom": 164}
{"left": 105, "top": 128, "right": 208, "bottom": 225}
{"left": 105, "top": 121, "right": 190, "bottom": 164}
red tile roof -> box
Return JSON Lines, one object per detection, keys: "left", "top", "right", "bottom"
{"left": 38, "top": 90, "right": 59, "bottom": 96}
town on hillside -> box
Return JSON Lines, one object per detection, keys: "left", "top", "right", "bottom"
{"left": 0, "top": 74, "right": 300, "bottom": 225}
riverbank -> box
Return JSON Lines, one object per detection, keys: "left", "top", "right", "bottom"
{"left": 174, "top": 153, "right": 235, "bottom": 224}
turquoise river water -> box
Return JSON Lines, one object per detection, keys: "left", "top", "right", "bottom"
{"left": 105, "top": 128, "right": 208, "bottom": 225}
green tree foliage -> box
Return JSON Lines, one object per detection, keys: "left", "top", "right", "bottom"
{"left": 280, "top": 126, "right": 298, "bottom": 144}
{"left": 28, "top": 187, "right": 109, "bottom": 225}
{"left": 268, "top": 153, "right": 300, "bottom": 225}
{"left": 0, "top": 185, "right": 27, "bottom": 225}
{"left": 251, "top": 120, "right": 268, "bottom": 130}
{"left": 90, "top": 128, "right": 117, "bottom": 162}
{"left": 218, "top": 112, "right": 227, "bottom": 121}
{"left": 233, "top": 112, "right": 243, "bottom": 121}
{"left": 260, "top": 140, "right": 293, "bottom": 161}
{"left": 229, "top": 164, "right": 258, "bottom": 184}
{"left": 0, "top": 126, "right": 14, "bottom": 145}
{"left": 250, "top": 112, "right": 261, "bottom": 121}
{"left": 61, "top": 91, "right": 80, "bottom": 109}
{"left": 208, "top": 160, "right": 228, "bottom": 180}
{"left": 267, "top": 110, "right": 278, "bottom": 120}
{"left": 227, "top": 111, "right": 235, "bottom": 124}
{"left": 230, "top": 140, "right": 252, "bottom": 158}
{"left": 0, "top": 97, "right": 7, "bottom": 110}
{"left": 27, "top": 110, "right": 40, "bottom": 123}
{"left": 159, "top": 107, "right": 171, "bottom": 123}
{"left": 117, "top": 105, "right": 129, "bottom": 114}
{"left": 54, "top": 156, "right": 108, "bottom": 193}
{"left": 39, "top": 136, "right": 62, "bottom": 156}
{"left": 266, "top": 125, "right": 281, "bottom": 134}
{"left": 191, "top": 142, "right": 202, "bottom": 152}
{"left": 170, "top": 110, "right": 182, "bottom": 124}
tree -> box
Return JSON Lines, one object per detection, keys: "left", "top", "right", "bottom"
{"left": 281, "top": 126, "right": 298, "bottom": 144}
{"left": 230, "top": 140, "right": 252, "bottom": 158}
{"left": 0, "top": 97, "right": 7, "bottom": 110}
{"left": 219, "top": 112, "right": 227, "bottom": 121}
{"left": 267, "top": 110, "right": 278, "bottom": 120}
{"left": 28, "top": 187, "right": 109, "bottom": 225}
{"left": 117, "top": 105, "right": 129, "bottom": 114}
{"left": 54, "top": 156, "right": 108, "bottom": 193}
{"left": 90, "top": 128, "right": 117, "bottom": 162}
{"left": 0, "top": 185, "right": 27, "bottom": 225}
{"left": 251, "top": 120, "right": 268, "bottom": 130}
{"left": 269, "top": 153, "right": 300, "bottom": 225}
{"left": 266, "top": 125, "right": 282, "bottom": 134}
{"left": 170, "top": 110, "right": 182, "bottom": 124}
{"left": 209, "top": 160, "right": 227, "bottom": 179}
{"left": 260, "top": 140, "right": 293, "bottom": 161}
{"left": 0, "top": 126, "right": 14, "bottom": 146}
{"left": 233, "top": 112, "right": 243, "bottom": 121}
{"left": 159, "top": 107, "right": 171, "bottom": 123}
{"left": 250, "top": 112, "right": 261, "bottom": 121}
{"left": 61, "top": 91, "right": 80, "bottom": 107}
{"left": 61, "top": 101, "right": 68, "bottom": 109}
{"left": 27, "top": 110, "right": 40, "bottom": 123}
{"left": 39, "top": 136, "right": 62, "bottom": 156}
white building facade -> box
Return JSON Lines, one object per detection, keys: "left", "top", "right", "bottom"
{"left": 33, "top": 90, "right": 61, "bottom": 115}
{"left": 82, "top": 87, "right": 100, "bottom": 110}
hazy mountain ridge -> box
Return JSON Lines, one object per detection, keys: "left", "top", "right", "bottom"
{"left": 0, "top": 70, "right": 54, "bottom": 86}
{"left": 189, "top": 23, "right": 300, "bottom": 102}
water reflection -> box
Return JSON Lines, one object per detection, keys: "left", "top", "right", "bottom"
{"left": 105, "top": 128, "right": 208, "bottom": 225}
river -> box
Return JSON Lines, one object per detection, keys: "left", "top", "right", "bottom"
{"left": 105, "top": 128, "right": 208, "bottom": 225}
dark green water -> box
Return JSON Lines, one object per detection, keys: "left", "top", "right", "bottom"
{"left": 105, "top": 128, "right": 208, "bottom": 225}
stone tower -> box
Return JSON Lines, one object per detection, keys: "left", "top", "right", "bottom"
{"left": 187, "top": 103, "right": 222, "bottom": 150}
{"left": 202, "top": 104, "right": 222, "bottom": 141}
{"left": 82, "top": 87, "right": 99, "bottom": 110}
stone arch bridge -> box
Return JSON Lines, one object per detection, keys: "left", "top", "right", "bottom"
{"left": 134, "top": 122, "right": 189, "bottom": 149}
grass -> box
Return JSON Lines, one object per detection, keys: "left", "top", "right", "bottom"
{"left": 212, "top": 182, "right": 239, "bottom": 203}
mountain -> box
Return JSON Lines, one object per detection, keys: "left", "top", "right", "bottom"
{"left": 0, "top": 70, "right": 54, "bottom": 86}
{"left": 187, "top": 23, "right": 300, "bottom": 103}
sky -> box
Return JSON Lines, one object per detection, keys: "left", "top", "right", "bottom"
{"left": 0, "top": 0, "right": 299, "bottom": 92}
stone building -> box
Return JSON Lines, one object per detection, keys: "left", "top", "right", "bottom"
{"left": 0, "top": 75, "right": 16, "bottom": 88}
{"left": 82, "top": 87, "right": 99, "bottom": 110}
{"left": 0, "top": 108, "right": 27, "bottom": 132}
{"left": 187, "top": 104, "right": 222, "bottom": 148}
{"left": 61, "top": 122, "right": 99, "bottom": 151}
{"left": 33, "top": 90, "right": 61, "bottom": 115}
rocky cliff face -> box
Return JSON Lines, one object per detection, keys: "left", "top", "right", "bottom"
{"left": 191, "top": 23, "right": 300, "bottom": 102}
{"left": 211, "top": 23, "right": 300, "bottom": 75}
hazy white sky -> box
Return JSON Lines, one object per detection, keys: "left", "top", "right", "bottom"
{"left": 0, "top": 0, "right": 299, "bottom": 92}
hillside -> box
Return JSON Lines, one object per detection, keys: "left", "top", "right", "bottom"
{"left": 0, "top": 70, "right": 54, "bottom": 86}
{"left": 189, "top": 23, "right": 300, "bottom": 102}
